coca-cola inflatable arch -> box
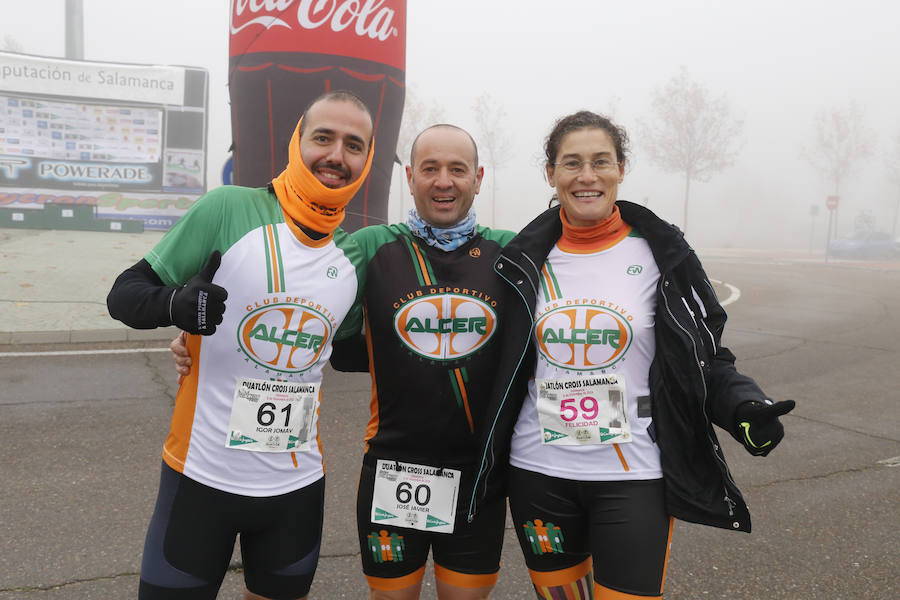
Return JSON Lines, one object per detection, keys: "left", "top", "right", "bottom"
{"left": 229, "top": 0, "right": 405, "bottom": 231}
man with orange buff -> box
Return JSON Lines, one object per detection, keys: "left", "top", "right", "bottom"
{"left": 107, "top": 91, "right": 375, "bottom": 600}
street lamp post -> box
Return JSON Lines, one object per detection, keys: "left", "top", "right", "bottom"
{"left": 65, "top": 0, "right": 84, "bottom": 60}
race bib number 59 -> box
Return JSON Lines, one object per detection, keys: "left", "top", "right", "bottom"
{"left": 536, "top": 375, "right": 631, "bottom": 445}
{"left": 226, "top": 377, "right": 320, "bottom": 452}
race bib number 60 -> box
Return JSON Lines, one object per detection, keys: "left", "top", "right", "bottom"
{"left": 226, "top": 377, "right": 320, "bottom": 452}
{"left": 371, "top": 460, "right": 460, "bottom": 534}
{"left": 536, "top": 375, "right": 631, "bottom": 445}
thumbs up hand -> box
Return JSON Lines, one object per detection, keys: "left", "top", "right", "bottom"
{"left": 169, "top": 250, "right": 228, "bottom": 335}
{"left": 735, "top": 399, "right": 796, "bottom": 457}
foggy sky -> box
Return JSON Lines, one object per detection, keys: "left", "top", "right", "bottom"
{"left": 2, "top": 0, "right": 898, "bottom": 249}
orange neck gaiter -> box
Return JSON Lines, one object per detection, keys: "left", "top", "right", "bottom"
{"left": 271, "top": 117, "right": 374, "bottom": 235}
{"left": 559, "top": 204, "right": 631, "bottom": 252}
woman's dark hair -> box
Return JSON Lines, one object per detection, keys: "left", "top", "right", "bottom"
{"left": 543, "top": 110, "right": 630, "bottom": 167}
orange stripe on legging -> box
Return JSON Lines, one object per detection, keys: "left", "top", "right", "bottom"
{"left": 659, "top": 516, "right": 674, "bottom": 594}
{"left": 613, "top": 443, "right": 630, "bottom": 471}
{"left": 529, "top": 556, "right": 592, "bottom": 588}
{"left": 434, "top": 563, "right": 499, "bottom": 588}
{"left": 366, "top": 565, "right": 426, "bottom": 591}
{"left": 409, "top": 240, "right": 433, "bottom": 285}
{"left": 454, "top": 368, "right": 475, "bottom": 433}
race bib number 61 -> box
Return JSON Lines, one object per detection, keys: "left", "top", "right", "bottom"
{"left": 226, "top": 377, "right": 320, "bottom": 452}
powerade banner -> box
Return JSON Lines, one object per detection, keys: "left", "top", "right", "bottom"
{"left": 0, "top": 51, "right": 208, "bottom": 230}
{"left": 229, "top": 0, "right": 406, "bottom": 232}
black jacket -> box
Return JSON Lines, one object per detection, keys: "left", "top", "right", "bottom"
{"left": 467, "top": 201, "right": 770, "bottom": 533}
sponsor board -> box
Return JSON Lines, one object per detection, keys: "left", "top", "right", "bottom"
{"left": 0, "top": 186, "right": 198, "bottom": 230}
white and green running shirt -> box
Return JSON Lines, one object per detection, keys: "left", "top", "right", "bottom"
{"left": 146, "top": 185, "right": 365, "bottom": 497}
{"left": 509, "top": 227, "right": 663, "bottom": 481}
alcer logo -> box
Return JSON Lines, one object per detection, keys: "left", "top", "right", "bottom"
{"left": 237, "top": 303, "right": 333, "bottom": 374}
{"left": 535, "top": 304, "right": 632, "bottom": 371}
{"left": 394, "top": 294, "right": 496, "bottom": 361}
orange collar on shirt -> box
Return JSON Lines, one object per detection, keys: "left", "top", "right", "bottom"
{"left": 558, "top": 205, "right": 632, "bottom": 253}
{"left": 270, "top": 117, "right": 374, "bottom": 236}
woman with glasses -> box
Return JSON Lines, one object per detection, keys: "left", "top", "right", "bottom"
{"left": 466, "top": 110, "right": 794, "bottom": 599}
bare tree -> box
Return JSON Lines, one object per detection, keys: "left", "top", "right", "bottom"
{"left": 396, "top": 88, "right": 447, "bottom": 166}
{"left": 604, "top": 95, "right": 623, "bottom": 121}
{"left": 471, "top": 92, "right": 513, "bottom": 227}
{"left": 2, "top": 35, "right": 25, "bottom": 53}
{"left": 638, "top": 67, "right": 743, "bottom": 235}
{"left": 801, "top": 102, "right": 874, "bottom": 236}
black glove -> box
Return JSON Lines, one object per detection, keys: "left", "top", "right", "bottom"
{"left": 735, "top": 399, "right": 795, "bottom": 456}
{"left": 169, "top": 250, "right": 228, "bottom": 335}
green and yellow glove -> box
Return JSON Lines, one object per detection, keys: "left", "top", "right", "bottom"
{"left": 735, "top": 399, "right": 795, "bottom": 456}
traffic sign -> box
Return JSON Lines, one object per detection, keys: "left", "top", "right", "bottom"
{"left": 222, "top": 155, "right": 233, "bottom": 186}
{"left": 826, "top": 195, "right": 839, "bottom": 211}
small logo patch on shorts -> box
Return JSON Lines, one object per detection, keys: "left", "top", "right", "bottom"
{"left": 367, "top": 530, "right": 406, "bottom": 563}
{"left": 522, "top": 519, "right": 565, "bottom": 555}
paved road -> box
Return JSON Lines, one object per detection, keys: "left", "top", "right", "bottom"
{"left": 1, "top": 257, "right": 898, "bottom": 599}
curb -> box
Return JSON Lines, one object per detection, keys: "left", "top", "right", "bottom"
{"left": 0, "top": 326, "right": 180, "bottom": 346}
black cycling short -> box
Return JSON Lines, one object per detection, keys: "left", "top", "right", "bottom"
{"left": 356, "top": 459, "right": 505, "bottom": 591}
{"left": 139, "top": 462, "right": 324, "bottom": 600}
{"left": 508, "top": 466, "right": 672, "bottom": 598}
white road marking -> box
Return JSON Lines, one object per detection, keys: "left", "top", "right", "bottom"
{"left": 710, "top": 279, "right": 741, "bottom": 306}
{"left": 0, "top": 347, "right": 170, "bottom": 358}
{"left": 877, "top": 456, "right": 900, "bottom": 468}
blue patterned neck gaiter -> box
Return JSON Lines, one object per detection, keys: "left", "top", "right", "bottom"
{"left": 406, "top": 209, "right": 477, "bottom": 252}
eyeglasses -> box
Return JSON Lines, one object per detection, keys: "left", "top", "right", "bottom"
{"left": 553, "top": 158, "right": 620, "bottom": 174}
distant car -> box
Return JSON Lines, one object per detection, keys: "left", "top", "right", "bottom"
{"left": 828, "top": 230, "right": 900, "bottom": 259}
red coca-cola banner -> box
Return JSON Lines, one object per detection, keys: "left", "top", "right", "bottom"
{"left": 230, "top": 0, "right": 406, "bottom": 71}
{"left": 228, "top": 0, "right": 406, "bottom": 231}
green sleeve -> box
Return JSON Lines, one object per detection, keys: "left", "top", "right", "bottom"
{"left": 145, "top": 186, "right": 279, "bottom": 286}
{"left": 144, "top": 188, "right": 229, "bottom": 286}
{"left": 332, "top": 226, "right": 372, "bottom": 341}
{"left": 334, "top": 224, "right": 400, "bottom": 339}
{"left": 476, "top": 225, "right": 517, "bottom": 247}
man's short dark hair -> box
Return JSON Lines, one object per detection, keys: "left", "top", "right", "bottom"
{"left": 298, "top": 90, "right": 374, "bottom": 138}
